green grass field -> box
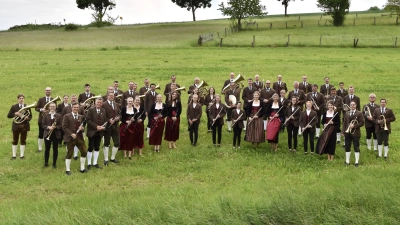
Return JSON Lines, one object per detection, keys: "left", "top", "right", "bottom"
{"left": 1, "top": 11, "right": 400, "bottom": 224}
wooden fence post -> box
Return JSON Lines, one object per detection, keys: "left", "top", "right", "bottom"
{"left": 320, "top": 15, "right": 322, "bottom": 19}
{"left": 301, "top": 21, "right": 303, "bottom": 28}
{"left": 318, "top": 20, "right": 320, "bottom": 26}
{"left": 298, "top": 16, "right": 300, "bottom": 21}
{"left": 252, "top": 35, "right": 255, "bottom": 47}
{"left": 325, "top": 19, "right": 327, "bottom": 26}
{"left": 217, "top": 32, "right": 219, "bottom": 38}
{"left": 256, "top": 23, "right": 258, "bottom": 29}
{"left": 286, "top": 22, "right": 288, "bottom": 28}
{"left": 353, "top": 38, "right": 359, "bottom": 47}
{"left": 356, "top": 13, "right": 358, "bottom": 18}
{"left": 395, "top": 37, "right": 398, "bottom": 48}
{"left": 270, "top": 23, "right": 272, "bottom": 29}
{"left": 198, "top": 36, "right": 202, "bottom": 46}
{"left": 286, "top": 34, "right": 290, "bottom": 47}
{"left": 353, "top": 19, "right": 355, "bottom": 26}
{"left": 219, "top": 38, "right": 223, "bottom": 47}
{"left": 225, "top": 28, "right": 227, "bottom": 36}
{"left": 396, "top": 17, "right": 399, "bottom": 25}
{"left": 374, "top": 17, "right": 376, "bottom": 25}
{"left": 320, "top": 35, "right": 322, "bottom": 46}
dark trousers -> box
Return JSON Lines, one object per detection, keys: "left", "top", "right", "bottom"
{"left": 59, "top": 129, "right": 65, "bottom": 145}
{"left": 206, "top": 110, "right": 211, "bottom": 130}
{"left": 189, "top": 123, "right": 199, "bottom": 144}
{"left": 233, "top": 126, "right": 242, "bottom": 146}
{"left": 226, "top": 108, "right": 233, "bottom": 121}
{"left": 38, "top": 122, "right": 44, "bottom": 138}
{"left": 315, "top": 111, "right": 322, "bottom": 128}
{"left": 212, "top": 123, "right": 222, "bottom": 144}
{"left": 66, "top": 138, "right": 87, "bottom": 159}
{"left": 12, "top": 124, "right": 28, "bottom": 145}
{"left": 44, "top": 133, "right": 59, "bottom": 165}
{"left": 344, "top": 134, "right": 360, "bottom": 152}
{"left": 377, "top": 130, "right": 389, "bottom": 146}
{"left": 365, "top": 127, "right": 377, "bottom": 139}
{"left": 303, "top": 130, "right": 315, "bottom": 152}
{"left": 287, "top": 124, "right": 299, "bottom": 149}
{"left": 88, "top": 134, "right": 102, "bottom": 152}
{"left": 104, "top": 124, "right": 120, "bottom": 147}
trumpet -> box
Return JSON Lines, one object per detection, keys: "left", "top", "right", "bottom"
{"left": 379, "top": 115, "right": 389, "bottom": 130}
{"left": 301, "top": 116, "right": 316, "bottom": 134}
{"left": 283, "top": 107, "right": 299, "bottom": 125}
{"left": 364, "top": 105, "right": 372, "bottom": 118}
{"left": 42, "top": 96, "right": 61, "bottom": 116}
{"left": 13, "top": 101, "right": 37, "bottom": 124}
{"left": 345, "top": 116, "right": 358, "bottom": 134}
{"left": 311, "top": 97, "right": 319, "bottom": 111}
{"left": 45, "top": 121, "right": 56, "bottom": 140}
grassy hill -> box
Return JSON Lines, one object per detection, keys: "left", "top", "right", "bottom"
{"left": 0, "top": 11, "right": 400, "bottom": 224}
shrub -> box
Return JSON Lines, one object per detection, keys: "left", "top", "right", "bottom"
{"left": 65, "top": 23, "right": 79, "bottom": 31}
{"left": 87, "top": 21, "right": 114, "bottom": 28}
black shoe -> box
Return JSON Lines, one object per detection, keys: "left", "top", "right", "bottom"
{"left": 87, "top": 165, "right": 92, "bottom": 170}
{"left": 337, "top": 141, "right": 340, "bottom": 144}
{"left": 104, "top": 160, "right": 109, "bottom": 166}
{"left": 20, "top": 156, "right": 25, "bottom": 159}
{"left": 73, "top": 156, "right": 78, "bottom": 160}
{"left": 36, "top": 150, "right": 42, "bottom": 153}
{"left": 93, "top": 164, "right": 102, "bottom": 169}
{"left": 128, "top": 157, "right": 132, "bottom": 160}
{"left": 344, "top": 162, "right": 350, "bottom": 166}
{"left": 11, "top": 157, "right": 16, "bottom": 160}
{"left": 355, "top": 163, "right": 359, "bottom": 167}
{"left": 384, "top": 156, "right": 387, "bottom": 160}
{"left": 52, "top": 165, "right": 57, "bottom": 169}
{"left": 110, "top": 159, "right": 119, "bottom": 163}
{"left": 43, "top": 164, "right": 49, "bottom": 168}
{"left": 80, "top": 169, "right": 88, "bottom": 173}
{"left": 315, "top": 137, "right": 319, "bottom": 140}
{"left": 66, "top": 171, "right": 71, "bottom": 176}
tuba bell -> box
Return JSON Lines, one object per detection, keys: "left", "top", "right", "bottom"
{"left": 222, "top": 74, "right": 245, "bottom": 93}
{"left": 83, "top": 95, "right": 102, "bottom": 113}
{"left": 198, "top": 80, "right": 209, "bottom": 98}
{"left": 14, "top": 102, "right": 37, "bottom": 124}
{"left": 175, "top": 86, "right": 186, "bottom": 92}
{"left": 41, "top": 96, "right": 61, "bottom": 116}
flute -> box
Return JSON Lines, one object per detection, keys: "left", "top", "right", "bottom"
{"left": 300, "top": 116, "right": 316, "bottom": 134}
{"left": 211, "top": 108, "right": 223, "bottom": 126}
{"left": 248, "top": 107, "right": 262, "bottom": 125}
{"left": 283, "top": 107, "right": 300, "bottom": 126}
{"left": 231, "top": 113, "right": 243, "bottom": 127}
{"left": 321, "top": 112, "right": 338, "bottom": 132}
{"left": 267, "top": 105, "right": 284, "bottom": 125}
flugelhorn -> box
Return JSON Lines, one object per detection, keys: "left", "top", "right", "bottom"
{"left": 379, "top": 115, "right": 388, "bottom": 130}
{"left": 42, "top": 96, "right": 61, "bottom": 116}
{"left": 13, "top": 102, "right": 37, "bottom": 124}
{"left": 345, "top": 116, "right": 358, "bottom": 134}
{"left": 364, "top": 105, "right": 371, "bottom": 118}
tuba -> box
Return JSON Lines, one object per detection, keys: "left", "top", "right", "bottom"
{"left": 379, "top": 115, "right": 389, "bottom": 130}
{"left": 175, "top": 86, "right": 186, "bottom": 92}
{"left": 13, "top": 102, "right": 37, "bottom": 124}
{"left": 198, "top": 80, "right": 209, "bottom": 98}
{"left": 83, "top": 95, "right": 102, "bottom": 113}
{"left": 41, "top": 96, "right": 61, "bottom": 116}
{"left": 222, "top": 74, "right": 245, "bottom": 93}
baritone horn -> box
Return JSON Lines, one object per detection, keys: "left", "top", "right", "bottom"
{"left": 83, "top": 95, "right": 102, "bottom": 113}
{"left": 198, "top": 80, "right": 209, "bottom": 98}
{"left": 139, "top": 84, "right": 161, "bottom": 99}
{"left": 41, "top": 96, "right": 61, "bottom": 115}
{"left": 13, "top": 102, "right": 37, "bottom": 124}
{"left": 379, "top": 115, "right": 388, "bottom": 130}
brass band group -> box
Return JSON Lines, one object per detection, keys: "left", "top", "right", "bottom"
{"left": 8, "top": 74, "right": 396, "bottom": 175}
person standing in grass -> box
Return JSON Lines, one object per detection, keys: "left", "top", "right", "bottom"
{"left": 341, "top": 101, "right": 365, "bottom": 167}
{"left": 373, "top": 98, "right": 396, "bottom": 159}
{"left": 285, "top": 96, "right": 301, "bottom": 153}
{"left": 245, "top": 91, "right": 265, "bottom": 147}
{"left": 165, "top": 91, "right": 182, "bottom": 149}
{"left": 363, "top": 93, "right": 379, "bottom": 151}
{"left": 299, "top": 101, "right": 318, "bottom": 155}
{"left": 266, "top": 94, "right": 284, "bottom": 152}
{"left": 232, "top": 102, "right": 245, "bottom": 148}
{"left": 316, "top": 101, "right": 340, "bottom": 161}
{"left": 7, "top": 94, "right": 32, "bottom": 160}
{"left": 149, "top": 94, "right": 168, "bottom": 152}
{"left": 187, "top": 94, "right": 202, "bottom": 147}
{"left": 42, "top": 102, "right": 62, "bottom": 168}
{"left": 102, "top": 92, "right": 121, "bottom": 165}
{"left": 204, "top": 87, "right": 216, "bottom": 132}
{"left": 210, "top": 94, "right": 226, "bottom": 147}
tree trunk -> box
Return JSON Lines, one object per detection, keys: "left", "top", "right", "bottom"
{"left": 238, "top": 17, "right": 241, "bottom": 30}
{"left": 192, "top": 6, "right": 196, "bottom": 21}
{"left": 284, "top": 4, "right": 288, "bottom": 17}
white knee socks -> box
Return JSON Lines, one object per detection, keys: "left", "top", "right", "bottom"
{"left": 87, "top": 152, "right": 92, "bottom": 165}
{"left": 366, "top": 139, "right": 372, "bottom": 150}
{"left": 378, "top": 145, "right": 383, "bottom": 157}
{"left": 38, "top": 138, "right": 43, "bottom": 151}
{"left": 373, "top": 139, "right": 378, "bottom": 151}
{"left": 384, "top": 146, "right": 389, "bottom": 157}
{"left": 93, "top": 151, "right": 99, "bottom": 165}
{"left": 80, "top": 157, "right": 86, "bottom": 170}
{"left": 65, "top": 159, "right": 71, "bottom": 171}
{"left": 103, "top": 146, "right": 109, "bottom": 161}
{"left": 20, "top": 145, "right": 25, "bottom": 157}
{"left": 355, "top": 152, "right": 360, "bottom": 164}
{"left": 345, "top": 152, "right": 351, "bottom": 164}
{"left": 12, "top": 145, "right": 17, "bottom": 157}
{"left": 111, "top": 147, "right": 118, "bottom": 160}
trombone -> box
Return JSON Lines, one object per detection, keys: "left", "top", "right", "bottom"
{"left": 379, "top": 115, "right": 389, "bottom": 131}
{"left": 345, "top": 116, "right": 358, "bottom": 134}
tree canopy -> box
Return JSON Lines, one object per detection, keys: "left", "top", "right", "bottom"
{"left": 384, "top": 0, "right": 400, "bottom": 14}
{"left": 218, "top": 0, "right": 267, "bottom": 30}
{"left": 171, "top": 0, "right": 212, "bottom": 21}
{"left": 317, "top": 0, "right": 350, "bottom": 26}
{"left": 76, "top": 0, "right": 116, "bottom": 24}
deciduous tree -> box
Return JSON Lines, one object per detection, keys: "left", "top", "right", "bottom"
{"left": 277, "top": 0, "right": 299, "bottom": 17}
{"left": 317, "top": 0, "right": 350, "bottom": 26}
{"left": 76, "top": 0, "right": 116, "bottom": 23}
{"left": 218, "top": 0, "right": 267, "bottom": 30}
{"left": 384, "top": 0, "right": 400, "bottom": 14}
{"left": 171, "top": 0, "right": 212, "bottom": 21}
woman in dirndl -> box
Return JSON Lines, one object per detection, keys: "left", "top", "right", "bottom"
{"left": 149, "top": 94, "right": 168, "bottom": 152}
{"left": 245, "top": 91, "right": 265, "bottom": 147}
{"left": 266, "top": 93, "right": 284, "bottom": 151}
{"left": 316, "top": 100, "right": 340, "bottom": 161}
{"left": 164, "top": 91, "right": 182, "bottom": 149}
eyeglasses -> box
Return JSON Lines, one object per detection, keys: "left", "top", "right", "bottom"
{"left": 45, "top": 90, "right": 51, "bottom": 91}
{"left": 266, "top": 83, "right": 270, "bottom": 84}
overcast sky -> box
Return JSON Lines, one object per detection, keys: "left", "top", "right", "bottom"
{"left": 0, "top": 0, "right": 387, "bottom": 31}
